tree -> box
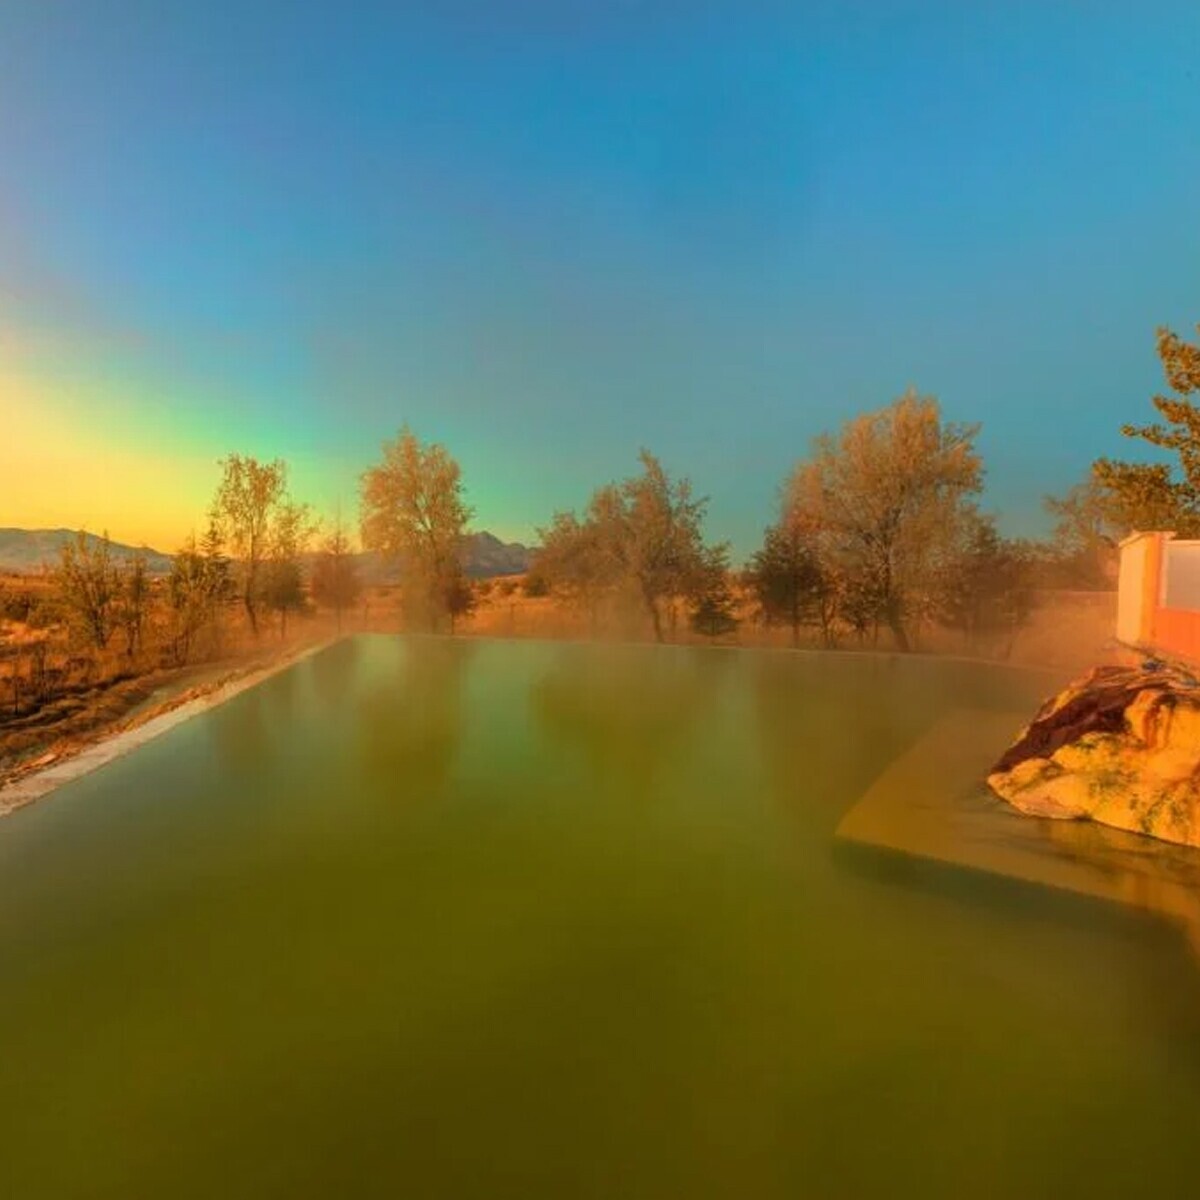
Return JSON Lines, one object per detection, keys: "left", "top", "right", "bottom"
{"left": 359, "top": 427, "right": 473, "bottom": 632}
{"left": 522, "top": 571, "right": 551, "bottom": 597}
{"left": 533, "top": 508, "right": 621, "bottom": 631}
{"left": 786, "top": 391, "right": 983, "bottom": 652}
{"left": 213, "top": 455, "right": 291, "bottom": 635}
{"left": 689, "top": 546, "right": 740, "bottom": 639}
{"left": 262, "top": 499, "right": 315, "bottom": 637}
{"left": 936, "top": 513, "right": 1035, "bottom": 654}
{"left": 531, "top": 451, "right": 735, "bottom": 642}
{"left": 168, "top": 537, "right": 210, "bottom": 664}
{"left": 443, "top": 573, "right": 476, "bottom": 633}
{"left": 535, "top": 452, "right": 713, "bottom": 643}
{"left": 836, "top": 570, "right": 884, "bottom": 646}
{"left": 199, "top": 509, "right": 234, "bottom": 646}
{"left": 54, "top": 531, "right": 120, "bottom": 651}
{"left": 621, "top": 451, "right": 709, "bottom": 642}
{"left": 168, "top": 522, "right": 236, "bottom": 664}
{"left": 117, "top": 550, "right": 149, "bottom": 658}
{"left": 310, "top": 517, "right": 362, "bottom": 632}
{"left": 1092, "top": 323, "right": 1200, "bottom": 538}
{"left": 748, "top": 514, "right": 832, "bottom": 647}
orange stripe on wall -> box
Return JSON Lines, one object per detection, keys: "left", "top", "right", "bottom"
{"left": 1152, "top": 607, "right": 1200, "bottom": 664}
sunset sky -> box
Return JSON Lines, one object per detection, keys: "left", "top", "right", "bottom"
{"left": 2, "top": 2, "right": 1198, "bottom": 556}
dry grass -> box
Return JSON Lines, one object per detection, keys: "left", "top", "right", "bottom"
{"left": 0, "top": 574, "right": 357, "bottom": 784}
{"left": 463, "top": 579, "right": 1121, "bottom": 672}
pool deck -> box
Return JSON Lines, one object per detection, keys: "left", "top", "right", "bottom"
{"left": 836, "top": 709, "right": 1200, "bottom": 959}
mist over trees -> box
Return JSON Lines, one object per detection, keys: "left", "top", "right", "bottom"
{"left": 12, "top": 314, "right": 1200, "bottom": 705}
{"left": 747, "top": 513, "right": 833, "bottom": 648}
{"left": 532, "top": 450, "right": 726, "bottom": 643}
{"left": 310, "top": 517, "right": 362, "bottom": 633}
{"left": 169, "top": 522, "right": 234, "bottom": 665}
{"left": 359, "top": 426, "right": 473, "bottom": 633}
{"left": 782, "top": 391, "right": 984, "bottom": 652}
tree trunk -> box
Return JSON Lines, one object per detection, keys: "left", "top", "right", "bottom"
{"left": 640, "top": 579, "right": 664, "bottom": 643}
{"left": 884, "top": 596, "right": 909, "bottom": 652}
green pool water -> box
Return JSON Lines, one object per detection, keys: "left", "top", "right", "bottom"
{"left": 1, "top": 635, "right": 1198, "bottom": 1199}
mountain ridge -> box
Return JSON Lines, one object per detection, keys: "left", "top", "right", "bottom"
{"left": 0, "top": 528, "right": 533, "bottom": 579}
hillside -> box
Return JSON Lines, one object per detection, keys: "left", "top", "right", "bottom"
{"left": 0, "top": 528, "right": 532, "bottom": 580}
{"left": 0, "top": 529, "right": 175, "bottom": 575}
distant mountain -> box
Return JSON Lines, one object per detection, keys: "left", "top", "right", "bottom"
{"left": 325, "top": 533, "right": 534, "bottom": 584}
{"left": 461, "top": 531, "right": 534, "bottom": 579}
{"left": 0, "top": 529, "right": 175, "bottom": 575}
{"left": 0, "top": 527, "right": 533, "bottom": 580}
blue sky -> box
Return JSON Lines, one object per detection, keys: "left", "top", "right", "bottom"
{"left": 2, "top": 1, "right": 1198, "bottom": 555}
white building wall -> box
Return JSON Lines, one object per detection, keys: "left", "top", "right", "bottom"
{"left": 1162, "top": 540, "right": 1200, "bottom": 610}
{"left": 1117, "top": 534, "right": 1151, "bottom": 645}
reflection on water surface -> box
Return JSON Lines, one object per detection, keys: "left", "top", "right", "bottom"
{"left": 0, "top": 636, "right": 1197, "bottom": 1200}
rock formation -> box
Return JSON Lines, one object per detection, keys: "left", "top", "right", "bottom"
{"left": 988, "top": 662, "right": 1200, "bottom": 849}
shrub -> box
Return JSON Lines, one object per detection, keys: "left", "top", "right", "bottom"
{"left": 0, "top": 587, "right": 34, "bottom": 622}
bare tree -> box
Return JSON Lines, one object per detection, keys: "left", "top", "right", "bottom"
{"left": 168, "top": 523, "right": 235, "bottom": 665}
{"left": 54, "top": 530, "right": 120, "bottom": 651}
{"left": 311, "top": 514, "right": 362, "bottom": 633}
{"left": 117, "top": 550, "right": 149, "bottom": 658}
{"left": 213, "top": 455, "right": 289, "bottom": 635}
{"left": 262, "top": 499, "right": 315, "bottom": 638}
{"left": 359, "top": 426, "right": 473, "bottom": 632}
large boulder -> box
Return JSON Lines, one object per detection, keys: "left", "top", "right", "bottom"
{"left": 988, "top": 663, "right": 1200, "bottom": 849}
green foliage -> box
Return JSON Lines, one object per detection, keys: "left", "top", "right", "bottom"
{"left": 747, "top": 517, "right": 832, "bottom": 646}
{"left": 689, "top": 547, "right": 740, "bottom": 639}
{"left": 1091, "top": 323, "right": 1200, "bottom": 538}
{"left": 935, "top": 513, "right": 1036, "bottom": 652}
{"left": 263, "top": 498, "right": 317, "bottom": 635}
{"left": 533, "top": 450, "right": 719, "bottom": 642}
{"left": 443, "top": 571, "right": 476, "bottom": 633}
{"left": 261, "top": 558, "right": 306, "bottom": 635}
